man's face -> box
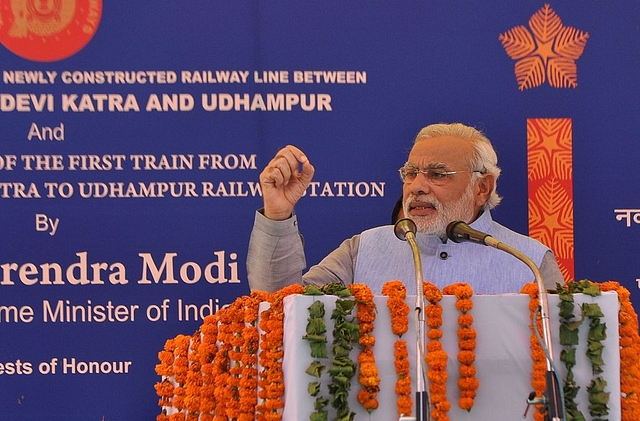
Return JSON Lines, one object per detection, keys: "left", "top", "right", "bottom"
{"left": 402, "top": 136, "right": 485, "bottom": 236}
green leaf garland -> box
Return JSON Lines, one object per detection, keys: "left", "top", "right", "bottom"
{"left": 302, "top": 283, "right": 359, "bottom": 421}
{"left": 303, "top": 287, "right": 329, "bottom": 421}
{"left": 328, "top": 285, "right": 358, "bottom": 421}
{"left": 558, "top": 280, "right": 610, "bottom": 421}
{"left": 558, "top": 282, "right": 586, "bottom": 421}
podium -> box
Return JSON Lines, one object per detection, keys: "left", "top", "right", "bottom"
{"left": 156, "top": 287, "right": 630, "bottom": 420}
{"left": 277, "top": 292, "right": 620, "bottom": 420}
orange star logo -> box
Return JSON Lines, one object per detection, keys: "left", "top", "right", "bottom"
{"left": 499, "top": 4, "right": 589, "bottom": 91}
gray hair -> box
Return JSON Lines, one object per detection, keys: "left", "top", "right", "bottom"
{"left": 414, "top": 123, "right": 502, "bottom": 209}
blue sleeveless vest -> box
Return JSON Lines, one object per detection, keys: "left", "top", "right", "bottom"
{"left": 353, "top": 211, "right": 550, "bottom": 295}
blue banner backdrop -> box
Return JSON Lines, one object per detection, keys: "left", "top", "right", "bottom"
{"left": 1, "top": 1, "right": 639, "bottom": 419}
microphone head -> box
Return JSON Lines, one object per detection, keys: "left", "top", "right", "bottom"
{"left": 447, "top": 220, "right": 491, "bottom": 245}
{"left": 394, "top": 218, "right": 417, "bottom": 241}
{"left": 446, "top": 221, "right": 468, "bottom": 243}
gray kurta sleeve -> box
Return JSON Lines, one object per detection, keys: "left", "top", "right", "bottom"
{"left": 302, "top": 235, "right": 359, "bottom": 288}
{"left": 246, "top": 210, "right": 306, "bottom": 292}
{"left": 246, "top": 209, "right": 360, "bottom": 292}
{"left": 540, "top": 250, "right": 565, "bottom": 292}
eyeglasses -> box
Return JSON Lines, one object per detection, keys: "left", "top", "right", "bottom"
{"left": 398, "top": 165, "right": 483, "bottom": 185}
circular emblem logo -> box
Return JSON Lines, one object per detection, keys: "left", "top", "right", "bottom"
{"left": 0, "top": 0, "right": 102, "bottom": 62}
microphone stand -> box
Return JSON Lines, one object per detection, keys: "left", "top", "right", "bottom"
{"left": 447, "top": 221, "right": 563, "bottom": 420}
{"left": 394, "top": 219, "right": 431, "bottom": 421}
{"left": 481, "top": 237, "right": 562, "bottom": 421}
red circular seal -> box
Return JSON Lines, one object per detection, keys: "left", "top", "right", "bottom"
{"left": 0, "top": 0, "right": 102, "bottom": 62}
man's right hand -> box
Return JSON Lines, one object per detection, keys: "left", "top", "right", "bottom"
{"left": 259, "top": 145, "right": 315, "bottom": 220}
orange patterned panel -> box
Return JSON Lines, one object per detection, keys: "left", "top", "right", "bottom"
{"left": 527, "top": 118, "right": 574, "bottom": 281}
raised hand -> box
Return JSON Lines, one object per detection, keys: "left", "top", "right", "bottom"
{"left": 259, "top": 145, "right": 315, "bottom": 220}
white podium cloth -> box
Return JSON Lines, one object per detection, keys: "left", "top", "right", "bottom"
{"left": 273, "top": 292, "right": 620, "bottom": 421}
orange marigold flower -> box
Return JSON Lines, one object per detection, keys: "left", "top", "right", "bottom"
{"left": 427, "top": 340, "right": 443, "bottom": 353}
{"left": 382, "top": 280, "right": 406, "bottom": 295}
{"left": 395, "top": 359, "right": 410, "bottom": 372}
{"left": 425, "top": 304, "right": 443, "bottom": 318}
{"left": 457, "top": 350, "right": 476, "bottom": 365}
{"left": 397, "top": 394, "right": 413, "bottom": 417}
{"left": 620, "top": 336, "right": 635, "bottom": 347}
{"left": 458, "top": 377, "right": 480, "bottom": 390}
{"left": 426, "top": 350, "right": 448, "bottom": 370}
{"left": 455, "top": 298, "right": 474, "bottom": 313}
{"left": 423, "top": 282, "right": 443, "bottom": 303}
{"left": 459, "top": 364, "right": 477, "bottom": 377}
{"left": 430, "top": 382, "right": 448, "bottom": 396}
{"left": 396, "top": 376, "right": 412, "bottom": 394}
{"left": 457, "top": 314, "right": 474, "bottom": 326}
{"left": 460, "top": 389, "right": 477, "bottom": 399}
{"left": 457, "top": 327, "right": 476, "bottom": 340}
{"left": 459, "top": 396, "right": 475, "bottom": 411}
{"left": 428, "top": 329, "right": 444, "bottom": 340}
{"left": 359, "top": 333, "right": 376, "bottom": 347}
{"left": 427, "top": 317, "right": 443, "bottom": 329}
{"left": 458, "top": 339, "right": 476, "bottom": 351}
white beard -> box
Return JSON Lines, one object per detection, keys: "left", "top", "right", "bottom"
{"left": 403, "top": 183, "right": 477, "bottom": 237}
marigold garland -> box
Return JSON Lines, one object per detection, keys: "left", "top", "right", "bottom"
{"left": 382, "top": 280, "right": 410, "bottom": 337}
{"left": 227, "top": 298, "right": 247, "bottom": 420}
{"left": 520, "top": 282, "right": 547, "bottom": 421}
{"left": 198, "top": 314, "right": 218, "bottom": 421}
{"left": 155, "top": 338, "right": 176, "bottom": 421}
{"left": 348, "top": 283, "right": 380, "bottom": 413}
{"left": 442, "top": 282, "right": 478, "bottom": 412}
{"left": 155, "top": 291, "right": 272, "bottom": 421}
{"left": 163, "top": 334, "right": 190, "bottom": 421}
{"left": 184, "top": 331, "right": 202, "bottom": 420}
{"left": 382, "top": 280, "right": 413, "bottom": 417}
{"left": 599, "top": 281, "right": 640, "bottom": 421}
{"left": 256, "top": 283, "right": 304, "bottom": 421}
{"left": 424, "top": 281, "right": 450, "bottom": 421}
{"left": 156, "top": 280, "right": 640, "bottom": 420}
{"left": 238, "top": 292, "right": 266, "bottom": 421}
{"left": 212, "top": 301, "right": 234, "bottom": 420}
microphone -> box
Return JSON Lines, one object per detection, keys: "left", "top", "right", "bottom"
{"left": 394, "top": 218, "right": 417, "bottom": 241}
{"left": 446, "top": 221, "right": 504, "bottom": 248}
{"left": 446, "top": 221, "right": 490, "bottom": 244}
{"left": 445, "top": 220, "right": 564, "bottom": 420}
{"left": 393, "top": 218, "right": 430, "bottom": 421}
